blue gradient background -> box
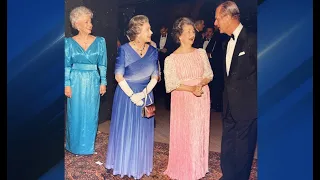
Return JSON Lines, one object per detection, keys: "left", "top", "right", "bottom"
{"left": 7, "top": 0, "right": 313, "bottom": 179}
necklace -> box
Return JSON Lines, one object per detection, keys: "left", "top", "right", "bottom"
{"left": 77, "top": 35, "right": 89, "bottom": 49}
{"left": 132, "top": 41, "right": 146, "bottom": 56}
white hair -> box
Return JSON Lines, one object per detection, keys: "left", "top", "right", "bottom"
{"left": 69, "top": 6, "right": 93, "bottom": 29}
{"left": 219, "top": 1, "right": 240, "bottom": 20}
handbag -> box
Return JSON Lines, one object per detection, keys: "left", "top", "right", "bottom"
{"left": 141, "top": 87, "right": 156, "bottom": 118}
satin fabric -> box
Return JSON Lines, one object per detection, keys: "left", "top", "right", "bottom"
{"left": 105, "top": 43, "right": 158, "bottom": 179}
{"left": 65, "top": 37, "right": 107, "bottom": 155}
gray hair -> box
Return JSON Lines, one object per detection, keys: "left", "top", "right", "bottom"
{"left": 171, "top": 17, "right": 195, "bottom": 44}
{"left": 194, "top": 20, "right": 204, "bottom": 27}
{"left": 126, "top": 15, "right": 149, "bottom": 41}
{"left": 69, "top": 6, "right": 93, "bottom": 29}
{"left": 219, "top": 1, "right": 240, "bottom": 20}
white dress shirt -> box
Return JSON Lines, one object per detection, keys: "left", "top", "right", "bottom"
{"left": 226, "top": 23, "right": 243, "bottom": 76}
{"left": 202, "top": 38, "right": 210, "bottom": 50}
{"left": 159, "top": 34, "right": 167, "bottom": 49}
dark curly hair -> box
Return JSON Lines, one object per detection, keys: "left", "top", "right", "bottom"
{"left": 171, "top": 17, "right": 195, "bottom": 44}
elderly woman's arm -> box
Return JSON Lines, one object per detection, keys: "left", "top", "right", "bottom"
{"left": 114, "top": 46, "right": 143, "bottom": 106}
{"left": 164, "top": 56, "right": 202, "bottom": 97}
{"left": 65, "top": 38, "right": 72, "bottom": 98}
{"left": 198, "top": 49, "right": 214, "bottom": 86}
{"left": 98, "top": 37, "right": 107, "bottom": 96}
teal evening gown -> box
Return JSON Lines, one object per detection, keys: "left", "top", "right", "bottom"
{"left": 64, "top": 36, "right": 107, "bottom": 155}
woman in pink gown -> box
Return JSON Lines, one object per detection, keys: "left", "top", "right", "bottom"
{"left": 163, "top": 17, "right": 214, "bottom": 180}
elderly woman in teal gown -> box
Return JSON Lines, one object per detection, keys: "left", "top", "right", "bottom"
{"left": 64, "top": 6, "right": 107, "bottom": 155}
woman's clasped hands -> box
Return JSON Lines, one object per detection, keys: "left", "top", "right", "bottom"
{"left": 192, "top": 85, "right": 204, "bottom": 97}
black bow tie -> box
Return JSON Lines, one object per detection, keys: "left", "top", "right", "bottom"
{"left": 230, "top": 34, "right": 235, "bottom": 40}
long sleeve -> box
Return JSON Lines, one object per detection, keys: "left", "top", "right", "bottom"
{"left": 198, "top": 49, "right": 214, "bottom": 81}
{"left": 65, "top": 38, "right": 72, "bottom": 87}
{"left": 164, "top": 56, "right": 181, "bottom": 93}
{"left": 114, "top": 46, "right": 125, "bottom": 75}
{"left": 98, "top": 37, "right": 108, "bottom": 85}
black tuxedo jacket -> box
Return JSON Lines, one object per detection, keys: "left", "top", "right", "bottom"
{"left": 222, "top": 27, "right": 257, "bottom": 122}
{"left": 206, "top": 33, "right": 226, "bottom": 56}
{"left": 192, "top": 31, "right": 204, "bottom": 48}
{"left": 153, "top": 34, "right": 175, "bottom": 57}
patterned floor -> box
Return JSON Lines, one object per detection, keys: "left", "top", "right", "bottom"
{"left": 65, "top": 132, "right": 257, "bottom": 180}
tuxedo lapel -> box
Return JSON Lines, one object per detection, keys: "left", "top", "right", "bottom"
{"left": 158, "top": 35, "right": 169, "bottom": 49}
{"left": 209, "top": 40, "right": 216, "bottom": 53}
{"left": 157, "top": 35, "right": 161, "bottom": 47}
{"left": 228, "top": 29, "right": 245, "bottom": 78}
{"left": 223, "top": 39, "right": 229, "bottom": 78}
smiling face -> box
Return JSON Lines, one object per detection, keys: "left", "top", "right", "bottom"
{"left": 136, "top": 22, "right": 153, "bottom": 43}
{"left": 179, "top": 24, "right": 196, "bottom": 46}
{"left": 215, "top": 6, "right": 233, "bottom": 34}
{"left": 75, "top": 14, "right": 93, "bottom": 34}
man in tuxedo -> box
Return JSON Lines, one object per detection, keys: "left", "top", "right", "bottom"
{"left": 153, "top": 25, "right": 175, "bottom": 109}
{"left": 205, "top": 27, "right": 226, "bottom": 112}
{"left": 154, "top": 25, "right": 174, "bottom": 72}
{"left": 192, "top": 19, "right": 205, "bottom": 48}
{"left": 202, "top": 27, "right": 213, "bottom": 50}
{"left": 214, "top": 1, "right": 257, "bottom": 180}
